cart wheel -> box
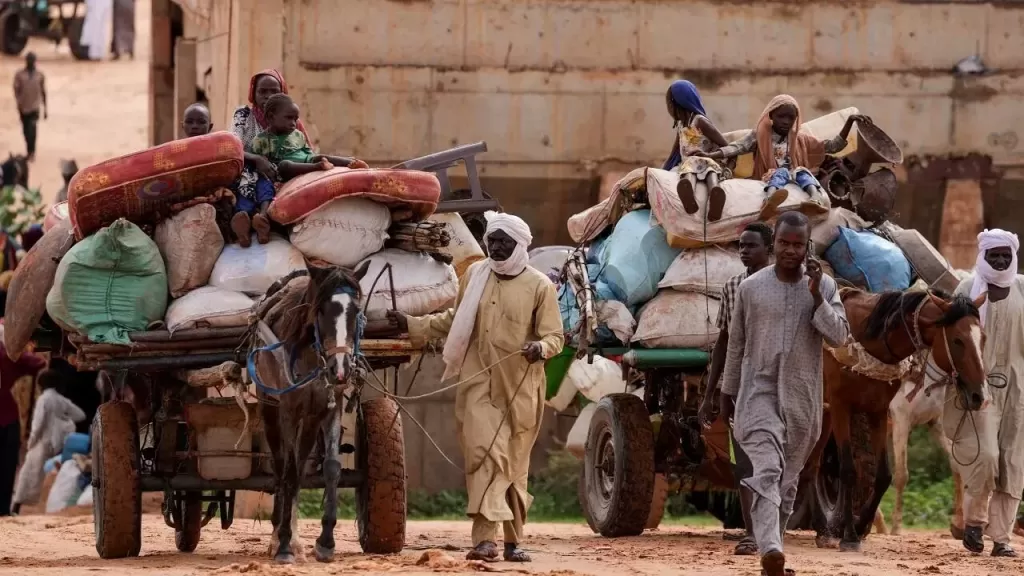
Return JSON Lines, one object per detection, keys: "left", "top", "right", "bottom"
{"left": 355, "top": 398, "right": 406, "bottom": 554}
{"left": 174, "top": 492, "right": 203, "bottom": 553}
{"left": 584, "top": 393, "right": 655, "bottom": 537}
{"left": 93, "top": 401, "right": 142, "bottom": 559}
{"left": 578, "top": 472, "right": 598, "bottom": 533}
{"left": 645, "top": 473, "right": 669, "bottom": 530}
{"left": 66, "top": 18, "right": 89, "bottom": 61}
{"left": 0, "top": 11, "right": 27, "bottom": 56}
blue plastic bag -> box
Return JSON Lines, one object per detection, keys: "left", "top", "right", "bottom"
{"left": 825, "top": 228, "right": 912, "bottom": 292}
{"left": 592, "top": 210, "right": 681, "bottom": 307}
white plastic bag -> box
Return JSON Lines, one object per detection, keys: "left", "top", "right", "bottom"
{"left": 658, "top": 245, "right": 746, "bottom": 296}
{"left": 359, "top": 249, "right": 458, "bottom": 316}
{"left": 165, "top": 286, "right": 254, "bottom": 332}
{"left": 155, "top": 204, "right": 225, "bottom": 298}
{"left": 566, "top": 355, "right": 627, "bottom": 403}
{"left": 209, "top": 234, "right": 307, "bottom": 296}
{"left": 289, "top": 197, "right": 391, "bottom": 268}
{"left": 632, "top": 290, "right": 720, "bottom": 350}
{"left": 46, "top": 461, "right": 83, "bottom": 514}
{"left": 76, "top": 485, "right": 93, "bottom": 507}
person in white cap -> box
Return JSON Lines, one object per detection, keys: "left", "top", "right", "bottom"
{"left": 389, "top": 212, "right": 563, "bottom": 563}
{"left": 945, "top": 228, "right": 1024, "bottom": 557}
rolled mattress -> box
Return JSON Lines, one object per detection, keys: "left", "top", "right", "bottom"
{"left": 68, "top": 131, "right": 244, "bottom": 239}
{"left": 268, "top": 167, "right": 441, "bottom": 225}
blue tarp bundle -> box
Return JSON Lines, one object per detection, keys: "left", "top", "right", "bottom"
{"left": 825, "top": 228, "right": 912, "bottom": 292}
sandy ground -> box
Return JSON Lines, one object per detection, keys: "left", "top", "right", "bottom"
{"left": 0, "top": 1, "right": 151, "bottom": 203}
{"left": 0, "top": 514, "right": 1021, "bottom": 576}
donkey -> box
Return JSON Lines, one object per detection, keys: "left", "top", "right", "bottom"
{"left": 811, "top": 289, "right": 986, "bottom": 552}
{"left": 250, "top": 262, "right": 369, "bottom": 564}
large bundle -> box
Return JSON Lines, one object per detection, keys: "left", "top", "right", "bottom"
{"left": 155, "top": 203, "right": 224, "bottom": 298}
{"left": 209, "top": 235, "right": 307, "bottom": 296}
{"left": 165, "top": 286, "right": 253, "bottom": 332}
{"left": 824, "top": 228, "right": 912, "bottom": 292}
{"left": 658, "top": 245, "right": 745, "bottom": 296}
{"left": 46, "top": 219, "right": 168, "bottom": 344}
{"left": 289, "top": 197, "right": 392, "bottom": 267}
{"left": 810, "top": 207, "right": 867, "bottom": 256}
{"left": 268, "top": 167, "right": 441, "bottom": 225}
{"left": 428, "top": 213, "right": 485, "bottom": 278}
{"left": 358, "top": 249, "right": 458, "bottom": 316}
{"left": 4, "top": 219, "right": 75, "bottom": 359}
{"left": 632, "top": 291, "right": 720, "bottom": 350}
{"left": 68, "top": 131, "right": 243, "bottom": 239}
{"left": 591, "top": 209, "right": 681, "bottom": 307}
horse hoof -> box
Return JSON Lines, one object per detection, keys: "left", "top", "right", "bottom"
{"left": 839, "top": 540, "right": 862, "bottom": 553}
{"left": 314, "top": 542, "right": 335, "bottom": 563}
{"left": 950, "top": 524, "right": 965, "bottom": 540}
{"left": 275, "top": 553, "right": 297, "bottom": 565}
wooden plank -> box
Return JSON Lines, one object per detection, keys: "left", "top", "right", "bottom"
{"left": 174, "top": 37, "right": 199, "bottom": 139}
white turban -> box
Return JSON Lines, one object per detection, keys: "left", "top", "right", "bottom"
{"left": 970, "top": 228, "right": 1019, "bottom": 326}
{"left": 441, "top": 212, "right": 534, "bottom": 380}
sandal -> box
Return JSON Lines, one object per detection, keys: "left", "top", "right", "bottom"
{"left": 962, "top": 525, "right": 984, "bottom": 554}
{"left": 734, "top": 536, "right": 758, "bottom": 556}
{"left": 707, "top": 185, "right": 726, "bottom": 222}
{"left": 677, "top": 176, "right": 699, "bottom": 214}
{"left": 466, "top": 541, "right": 500, "bottom": 563}
{"left": 504, "top": 543, "right": 532, "bottom": 562}
{"left": 992, "top": 543, "right": 1018, "bottom": 558}
{"left": 757, "top": 188, "right": 789, "bottom": 221}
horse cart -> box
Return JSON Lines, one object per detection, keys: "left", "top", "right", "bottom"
{"left": 0, "top": 0, "right": 90, "bottom": 59}
{"left": 28, "top": 143, "right": 498, "bottom": 560}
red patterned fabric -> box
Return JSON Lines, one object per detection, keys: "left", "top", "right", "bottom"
{"left": 268, "top": 167, "right": 441, "bottom": 225}
{"left": 68, "top": 132, "right": 244, "bottom": 239}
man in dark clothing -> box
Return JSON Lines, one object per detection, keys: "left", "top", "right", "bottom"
{"left": 0, "top": 329, "right": 47, "bottom": 516}
{"left": 12, "top": 53, "right": 47, "bottom": 162}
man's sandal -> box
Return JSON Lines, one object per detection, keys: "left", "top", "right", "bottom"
{"left": 734, "top": 537, "right": 758, "bottom": 556}
{"left": 466, "top": 541, "right": 500, "bottom": 562}
{"left": 992, "top": 543, "right": 1018, "bottom": 558}
{"left": 504, "top": 543, "right": 532, "bottom": 562}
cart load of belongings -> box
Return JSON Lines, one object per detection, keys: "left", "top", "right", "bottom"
{"left": 545, "top": 109, "right": 957, "bottom": 411}
{"left": 3, "top": 131, "right": 485, "bottom": 366}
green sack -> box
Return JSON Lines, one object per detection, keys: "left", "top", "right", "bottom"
{"left": 46, "top": 219, "right": 168, "bottom": 344}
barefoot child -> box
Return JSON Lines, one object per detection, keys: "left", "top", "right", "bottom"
{"left": 701, "top": 95, "right": 871, "bottom": 219}
{"left": 240, "top": 93, "right": 368, "bottom": 246}
{"left": 661, "top": 80, "right": 732, "bottom": 222}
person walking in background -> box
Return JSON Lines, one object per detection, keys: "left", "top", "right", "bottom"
{"left": 12, "top": 53, "right": 47, "bottom": 162}
{"left": 945, "top": 229, "right": 1024, "bottom": 557}
{"left": 81, "top": 0, "right": 113, "bottom": 61}
{"left": 720, "top": 212, "right": 850, "bottom": 576}
{"left": 0, "top": 321, "right": 47, "bottom": 516}
{"left": 699, "top": 221, "right": 774, "bottom": 556}
{"left": 111, "top": 0, "right": 135, "bottom": 60}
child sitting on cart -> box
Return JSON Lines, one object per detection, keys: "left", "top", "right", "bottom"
{"left": 237, "top": 93, "right": 368, "bottom": 246}
{"left": 697, "top": 94, "right": 871, "bottom": 219}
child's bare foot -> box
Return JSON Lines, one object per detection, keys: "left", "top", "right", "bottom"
{"left": 231, "top": 212, "right": 252, "bottom": 248}
{"left": 319, "top": 158, "right": 334, "bottom": 171}
{"left": 349, "top": 159, "right": 369, "bottom": 169}
{"left": 253, "top": 213, "right": 272, "bottom": 245}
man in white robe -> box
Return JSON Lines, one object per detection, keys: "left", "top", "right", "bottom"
{"left": 390, "top": 213, "right": 563, "bottom": 563}
{"left": 945, "top": 229, "right": 1024, "bottom": 557}
{"left": 721, "top": 211, "right": 849, "bottom": 576}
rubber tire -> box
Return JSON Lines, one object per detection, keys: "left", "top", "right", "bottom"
{"left": 578, "top": 472, "right": 598, "bottom": 533}
{"left": 66, "top": 18, "right": 89, "bottom": 61}
{"left": 174, "top": 493, "right": 203, "bottom": 553}
{"left": 93, "top": 401, "right": 142, "bottom": 559}
{"left": 584, "top": 393, "right": 655, "bottom": 537}
{"left": 0, "top": 11, "right": 27, "bottom": 56}
{"left": 356, "top": 397, "right": 407, "bottom": 554}
{"left": 645, "top": 473, "right": 669, "bottom": 530}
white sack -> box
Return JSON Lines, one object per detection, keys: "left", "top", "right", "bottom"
{"left": 155, "top": 204, "right": 225, "bottom": 298}
{"left": 529, "top": 246, "right": 574, "bottom": 278}
{"left": 46, "top": 461, "right": 83, "bottom": 514}
{"left": 567, "top": 355, "right": 628, "bottom": 403}
{"left": 632, "top": 290, "right": 720, "bottom": 350}
{"left": 209, "top": 234, "right": 307, "bottom": 296}
{"left": 165, "top": 286, "right": 254, "bottom": 332}
{"left": 289, "top": 197, "right": 391, "bottom": 268}
{"left": 658, "top": 245, "right": 746, "bottom": 296}
{"left": 809, "top": 207, "right": 868, "bottom": 256}
{"left": 76, "top": 485, "right": 93, "bottom": 507}
{"left": 359, "top": 249, "right": 459, "bottom": 317}
{"left": 595, "top": 300, "right": 636, "bottom": 343}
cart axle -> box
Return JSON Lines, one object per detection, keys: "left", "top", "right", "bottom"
{"left": 139, "top": 471, "right": 366, "bottom": 493}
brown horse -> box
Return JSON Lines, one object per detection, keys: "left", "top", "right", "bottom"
{"left": 812, "top": 288, "right": 986, "bottom": 552}
{"left": 252, "top": 263, "right": 370, "bottom": 563}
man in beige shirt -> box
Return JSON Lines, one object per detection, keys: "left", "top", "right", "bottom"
{"left": 12, "top": 52, "right": 47, "bottom": 161}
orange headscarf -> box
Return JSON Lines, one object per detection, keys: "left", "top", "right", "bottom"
{"left": 753, "top": 94, "right": 826, "bottom": 181}
{"left": 248, "top": 68, "right": 311, "bottom": 144}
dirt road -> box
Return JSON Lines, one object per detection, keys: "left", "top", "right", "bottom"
{"left": 1, "top": 514, "right": 1020, "bottom": 576}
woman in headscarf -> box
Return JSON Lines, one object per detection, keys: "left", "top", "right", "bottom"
{"left": 702, "top": 94, "right": 871, "bottom": 218}
{"left": 662, "top": 80, "right": 732, "bottom": 222}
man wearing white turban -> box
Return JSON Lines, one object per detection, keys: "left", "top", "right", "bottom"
{"left": 389, "top": 212, "right": 563, "bottom": 563}
{"left": 944, "top": 228, "right": 1024, "bottom": 557}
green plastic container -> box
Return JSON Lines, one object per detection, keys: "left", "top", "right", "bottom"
{"left": 545, "top": 346, "right": 576, "bottom": 400}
